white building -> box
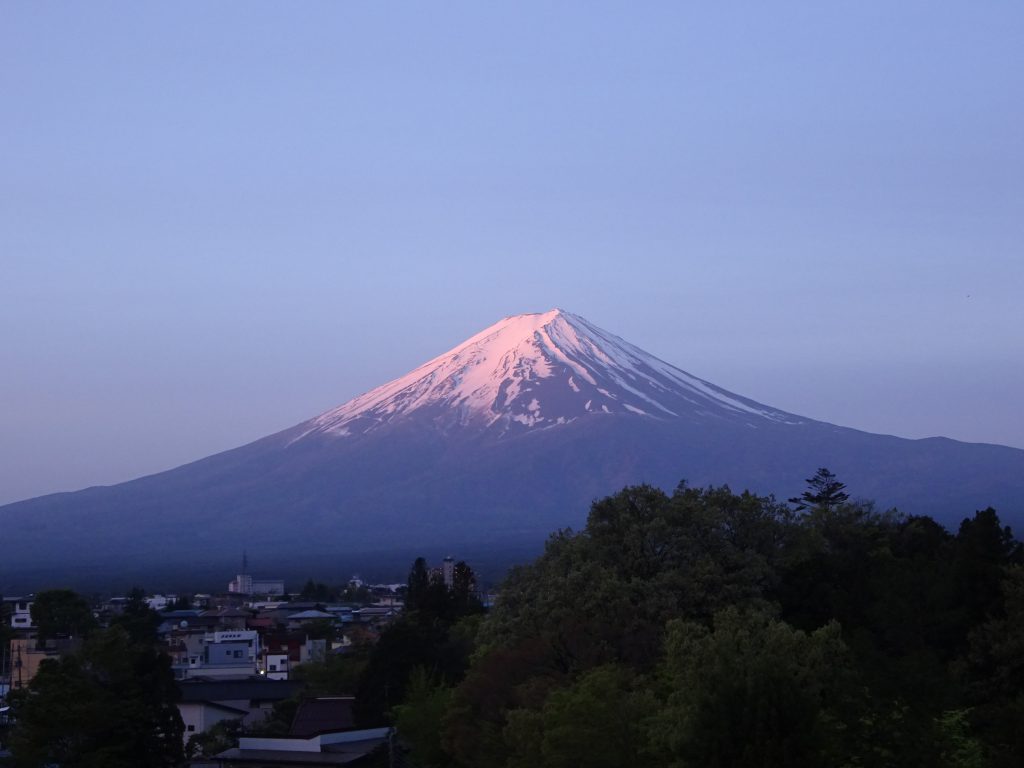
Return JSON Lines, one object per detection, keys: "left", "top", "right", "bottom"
{"left": 175, "top": 630, "right": 261, "bottom": 680}
{"left": 228, "top": 574, "right": 285, "bottom": 596}
{"left": 7, "top": 597, "right": 34, "bottom": 631}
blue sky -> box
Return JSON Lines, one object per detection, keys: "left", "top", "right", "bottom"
{"left": 2, "top": 2, "right": 1022, "bottom": 504}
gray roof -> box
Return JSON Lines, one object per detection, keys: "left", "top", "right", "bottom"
{"left": 178, "top": 678, "right": 301, "bottom": 703}
{"left": 287, "top": 610, "right": 336, "bottom": 620}
{"left": 214, "top": 738, "right": 385, "bottom": 765}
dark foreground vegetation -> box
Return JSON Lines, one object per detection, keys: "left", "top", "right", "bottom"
{"left": 381, "top": 470, "right": 1023, "bottom": 768}
{"left": 1, "top": 589, "right": 183, "bottom": 766}
{"left": 2, "top": 470, "right": 1022, "bottom": 767}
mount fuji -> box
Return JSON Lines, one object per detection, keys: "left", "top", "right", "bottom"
{"left": 3, "top": 309, "right": 1023, "bottom": 588}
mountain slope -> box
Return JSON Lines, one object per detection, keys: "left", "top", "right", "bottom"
{"left": 2, "top": 309, "right": 1022, "bottom": 588}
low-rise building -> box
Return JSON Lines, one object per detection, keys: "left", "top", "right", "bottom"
{"left": 177, "top": 678, "right": 301, "bottom": 744}
{"left": 211, "top": 727, "right": 390, "bottom": 766}
{"left": 7, "top": 636, "right": 79, "bottom": 690}
{"left": 174, "top": 630, "right": 260, "bottom": 680}
{"left": 227, "top": 575, "right": 285, "bottom": 596}
{"left": 5, "top": 598, "right": 34, "bottom": 632}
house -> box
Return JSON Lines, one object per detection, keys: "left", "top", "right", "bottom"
{"left": 177, "top": 678, "right": 300, "bottom": 744}
{"left": 261, "top": 651, "right": 290, "bottom": 680}
{"left": 352, "top": 606, "right": 396, "bottom": 624}
{"left": 173, "top": 630, "right": 260, "bottom": 680}
{"left": 159, "top": 610, "right": 215, "bottom": 638}
{"left": 258, "top": 631, "right": 331, "bottom": 680}
{"left": 6, "top": 636, "right": 79, "bottom": 690}
{"left": 204, "top": 608, "right": 252, "bottom": 631}
{"left": 102, "top": 596, "right": 132, "bottom": 616}
{"left": 210, "top": 727, "right": 390, "bottom": 766}
{"left": 285, "top": 609, "right": 336, "bottom": 632}
{"left": 227, "top": 574, "right": 285, "bottom": 596}
{"left": 258, "top": 633, "right": 301, "bottom": 679}
{"left": 145, "top": 594, "right": 177, "bottom": 611}
{"left": 4, "top": 598, "right": 34, "bottom": 631}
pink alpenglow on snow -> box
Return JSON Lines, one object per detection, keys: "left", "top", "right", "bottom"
{"left": 298, "top": 309, "right": 803, "bottom": 441}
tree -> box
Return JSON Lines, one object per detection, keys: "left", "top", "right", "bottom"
{"left": 30, "top": 588, "right": 96, "bottom": 643}
{"left": 404, "top": 556, "right": 483, "bottom": 623}
{"left": 342, "top": 582, "right": 372, "bottom": 603}
{"left": 934, "top": 710, "right": 986, "bottom": 768}
{"left": 789, "top": 467, "right": 850, "bottom": 513}
{"left": 649, "top": 608, "right": 853, "bottom": 767}
{"left": 293, "top": 650, "right": 368, "bottom": 697}
{"left": 354, "top": 612, "right": 476, "bottom": 726}
{"left": 962, "top": 565, "right": 1024, "bottom": 767}
{"left": 450, "top": 561, "right": 482, "bottom": 617}
{"left": 478, "top": 484, "right": 790, "bottom": 673}
{"left": 299, "top": 578, "right": 337, "bottom": 602}
{"left": 110, "top": 587, "right": 161, "bottom": 646}
{"left": 406, "top": 557, "right": 431, "bottom": 613}
{"left": 185, "top": 717, "right": 244, "bottom": 759}
{"left": 392, "top": 484, "right": 1024, "bottom": 767}
{"left": 353, "top": 556, "right": 484, "bottom": 727}
{"left": 393, "top": 668, "right": 455, "bottom": 768}
{"left": 446, "top": 485, "right": 798, "bottom": 766}
{"left": 302, "top": 617, "right": 337, "bottom": 641}
{"left": 7, "top": 625, "right": 184, "bottom": 767}
{"left": 953, "top": 508, "right": 1023, "bottom": 627}
{"left": 0, "top": 600, "right": 12, "bottom": 664}
{"left": 504, "top": 664, "right": 655, "bottom": 768}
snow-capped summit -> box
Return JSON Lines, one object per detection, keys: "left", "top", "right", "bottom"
{"left": 301, "top": 309, "right": 802, "bottom": 440}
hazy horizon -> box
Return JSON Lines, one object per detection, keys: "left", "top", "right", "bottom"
{"left": 3, "top": 2, "right": 1022, "bottom": 505}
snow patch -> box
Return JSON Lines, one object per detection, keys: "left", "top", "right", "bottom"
{"left": 297, "top": 308, "right": 802, "bottom": 441}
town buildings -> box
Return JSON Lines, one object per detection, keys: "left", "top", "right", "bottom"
{"left": 1, "top": 556, "right": 473, "bottom": 763}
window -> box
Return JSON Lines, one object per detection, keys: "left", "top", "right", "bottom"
{"left": 269, "top": 664, "right": 277, "bottom": 671}
{"left": 187, "top": 724, "right": 195, "bottom": 732}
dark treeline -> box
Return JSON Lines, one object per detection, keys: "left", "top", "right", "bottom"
{"left": 2, "top": 589, "right": 183, "bottom": 767}
{"left": 380, "top": 470, "right": 1023, "bottom": 768}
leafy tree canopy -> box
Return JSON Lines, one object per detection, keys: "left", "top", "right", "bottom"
{"left": 30, "top": 588, "right": 96, "bottom": 642}
{"left": 7, "top": 623, "right": 183, "bottom": 768}
{"left": 389, "top": 478, "right": 1024, "bottom": 768}
{"left": 109, "top": 586, "right": 161, "bottom": 646}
